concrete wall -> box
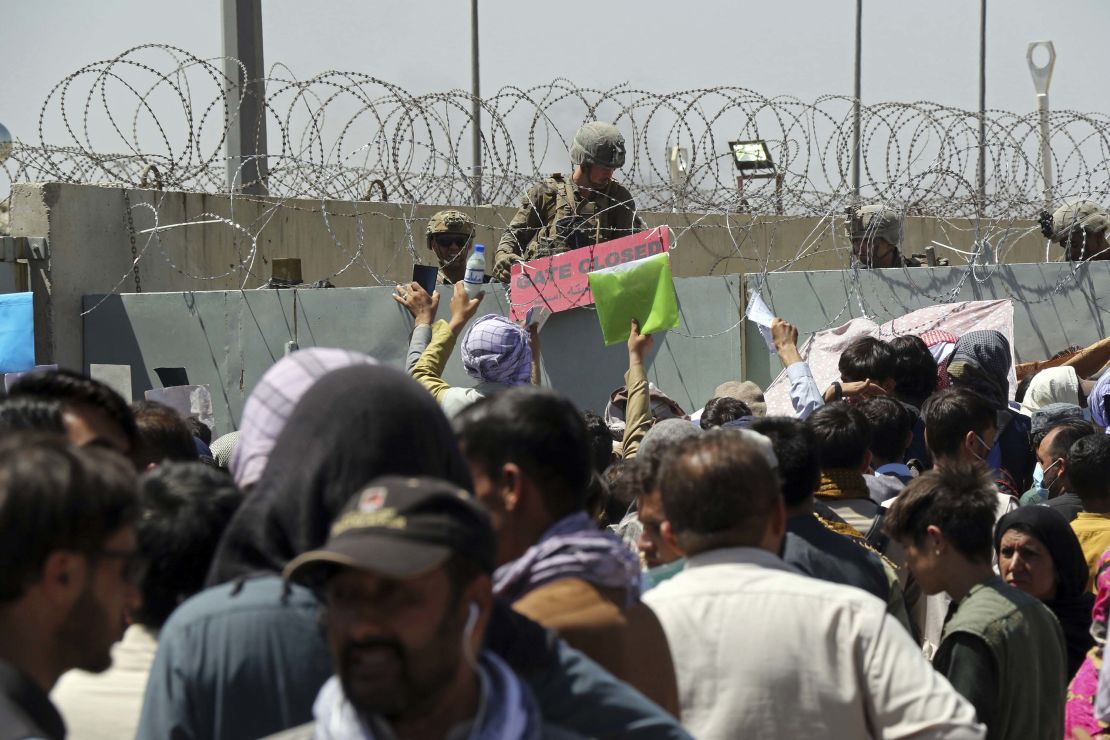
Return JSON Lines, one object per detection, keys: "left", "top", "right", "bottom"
{"left": 83, "top": 276, "right": 743, "bottom": 436}
{"left": 11, "top": 181, "right": 1048, "bottom": 370}
{"left": 742, "top": 261, "right": 1110, "bottom": 389}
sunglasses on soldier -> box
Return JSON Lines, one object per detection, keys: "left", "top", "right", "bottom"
{"left": 432, "top": 234, "right": 470, "bottom": 248}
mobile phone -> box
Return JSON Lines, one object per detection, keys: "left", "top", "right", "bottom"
{"left": 412, "top": 264, "right": 439, "bottom": 295}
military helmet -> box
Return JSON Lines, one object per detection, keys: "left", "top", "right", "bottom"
{"left": 844, "top": 204, "right": 903, "bottom": 245}
{"left": 1046, "top": 200, "right": 1109, "bottom": 241}
{"left": 570, "top": 121, "right": 627, "bottom": 170}
{"left": 426, "top": 210, "right": 475, "bottom": 240}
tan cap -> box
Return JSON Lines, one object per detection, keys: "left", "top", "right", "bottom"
{"left": 712, "top": 380, "right": 766, "bottom": 416}
{"left": 1050, "top": 200, "right": 1109, "bottom": 240}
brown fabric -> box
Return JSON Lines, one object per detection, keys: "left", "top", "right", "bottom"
{"left": 815, "top": 469, "right": 870, "bottom": 501}
{"left": 512, "top": 577, "right": 680, "bottom": 718}
{"left": 1016, "top": 335, "right": 1110, "bottom": 382}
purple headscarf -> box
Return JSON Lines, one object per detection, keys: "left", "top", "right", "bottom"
{"left": 461, "top": 315, "right": 532, "bottom": 386}
{"left": 229, "top": 348, "right": 377, "bottom": 488}
{"left": 493, "top": 511, "right": 643, "bottom": 606}
{"left": 1090, "top": 371, "right": 1110, "bottom": 431}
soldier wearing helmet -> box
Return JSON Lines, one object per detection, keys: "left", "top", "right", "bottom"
{"left": 426, "top": 209, "right": 477, "bottom": 284}
{"left": 493, "top": 121, "right": 645, "bottom": 282}
{"left": 845, "top": 204, "right": 927, "bottom": 268}
{"left": 1039, "top": 200, "right": 1110, "bottom": 262}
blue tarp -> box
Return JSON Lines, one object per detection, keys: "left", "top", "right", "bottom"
{"left": 0, "top": 292, "right": 34, "bottom": 373}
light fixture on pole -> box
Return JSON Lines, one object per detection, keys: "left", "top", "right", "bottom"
{"left": 669, "top": 146, "right": 688, "bottom": 211}
{"left": 729, "top": 139, "right": 782, "bottom": 214}
{"left": 1027, "top": 41, "right": 1055, "bottom": 210}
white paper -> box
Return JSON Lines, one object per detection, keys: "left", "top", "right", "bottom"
{"left": 745, "top": 291, "right": 778, "bottom": 353}
{"left": 146, "top": 384, "right": 215, "bottom": 430}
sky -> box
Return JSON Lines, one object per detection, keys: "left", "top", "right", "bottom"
{"left": 2, "top": 0, "right": 1108, "bottom": 189}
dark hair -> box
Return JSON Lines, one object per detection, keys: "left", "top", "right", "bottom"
{"left": 890, "top": 335, "right": 937, "bottom": 405}
{"left": 131, "top": 401, "right": 199, "bottom": 469}
{"left": 9, "top": 369, "right": 137, "bottom": 450}
{"left": 1041, "top": 419, "right": 1095, "bottom": 461}
{"left": 700, "top": 397, "right": 752, "bottom": 430}
{"left": 581, "top": 410, "right": 614, "bottom": 474}
{"left": 185, "top": 416, "right": 213, "bottom": 446}
{"left": 921, "top": 388, "right": 996, "bottom": 460}
{"left": 884, "top": 461, "right": 997, "bottom": 563}
{"left": 807, "top": 401, "right": 871, "bottom": 469}
{"left": 455, "top": 387, "right": 591, "bottom": 519}
{"left": 838, "top": 337, "right": 896, "bottom": 383}
{"left": 858, "top": 396, "right": 915, "bottom": 463}
{"left": 1014, "top": 374, "right": 1034, "bottom": 405}
{"left": 0, "top": 395, "right": 65, "bottom": 433}
{"left": 0, "top": 434, "right": 139, "bottom": 602}
{"left": 749, "top": 416, "right": 820, "bottom": 507}
{"left": 135, "top": 462, "right": 242, "bottom": 627}
{"left": 657, "top": 430, "right": 781, "bottom": 555}
{"left": 1068, "top": 435, "right": 1110, "bottom": 502}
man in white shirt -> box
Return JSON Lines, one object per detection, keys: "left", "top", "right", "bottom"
{"left": 643, "top": 429, "right": 985, "bottom": 739}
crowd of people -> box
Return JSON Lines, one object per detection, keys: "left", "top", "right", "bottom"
{"left": 0, "top": 299, "right": 1108, "bottom": 740}
{"left": 3, "top": 121, "right": 1110, "bottom": 740}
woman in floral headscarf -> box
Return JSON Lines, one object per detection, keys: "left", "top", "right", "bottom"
{"left": 1066, "top": 551, "right": 1110, "bottom": 738}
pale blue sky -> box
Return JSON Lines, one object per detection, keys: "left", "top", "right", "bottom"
{"left": 2, "top": 0, "right": 1107, "bottom": 174}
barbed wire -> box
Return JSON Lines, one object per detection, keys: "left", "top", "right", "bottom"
{"left": 4, "top": 44, "right": 1110, "bottom": 217}
{"left": 2, "top": 44, "right": 1109, "bottom": 344}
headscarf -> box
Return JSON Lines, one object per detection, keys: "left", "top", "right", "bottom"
{"left": 1021, "top": 367, "right": 1081, "bottom": 416}
{"left": 947, "top": 330, "right": 1012, "bottom": 409}
{"left": 920, "top": 329, "right": 959, "bottom": 391}
{"left": 1089, "top": 371, "right": 1110, "bottom": 430}
{"left": 208, "top": 364, "right": 472, "bottom": 585}
{"left": 461, "top": 315, "right": 532, "bottom": 386}
{"left": 995, "top": 507, "right": 1094, "bottom": 676}
{"left": 229, "top": 348, "right": 377, "bottom": 489}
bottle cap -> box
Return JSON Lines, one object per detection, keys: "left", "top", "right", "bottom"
{"left": 473, "top": 243, "right": 485, "bottom": 254}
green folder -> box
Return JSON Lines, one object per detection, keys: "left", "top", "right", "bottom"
{"left": 587, "top": 252, "right": 679, "bottom": 346}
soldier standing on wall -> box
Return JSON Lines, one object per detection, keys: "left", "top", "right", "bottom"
{"left": 846, "top": 204, "right": 943, "bottom": 268}
{"left": 492, "top": 121, "right": 645, "bottom": 282}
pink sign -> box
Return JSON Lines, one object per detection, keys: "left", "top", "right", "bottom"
{"left": 508, "top": 227, "right": 671, "bottom": 320}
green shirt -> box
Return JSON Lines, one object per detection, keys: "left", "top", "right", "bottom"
{"left": 934, "top": 576, "right": 1066, "bottom": 740}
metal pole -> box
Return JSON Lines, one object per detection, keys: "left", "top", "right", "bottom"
{"left": 852, "top": 0, "right": 862, "bottom": 201}
{"left": 222, "top": 0, "right": 268, "bottom": 195}
{"left": 977, "top": 0, "right": 986, "bottom": 215}
{"left": 1027, "top": 41, "right": 1056, "bottom": 210}
{"left": 470, "top": 0, "right": 482, "bottom": 205}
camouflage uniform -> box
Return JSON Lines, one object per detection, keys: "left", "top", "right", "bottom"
{"left": 493, "top": 174, "right": 645, "bottom": 281}
{"left": 845, "top": 204, "right": 941, "bottom": 268}
{"left": 493, "top": 121, "right": 644, "bottom": 282}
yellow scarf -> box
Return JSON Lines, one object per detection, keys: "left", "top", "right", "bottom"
{"left": 815, "top": 468, "right": 869, "bottom": 501}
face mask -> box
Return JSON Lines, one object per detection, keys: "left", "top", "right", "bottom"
{"left": 1041, "top": 458, "right": 1063, "bottom": 492}
{"left": 1032, "top": 462, "right": 1044, "bottom": 488}
{"left": 971, "top": 433, "right": 992, "bottom": 462}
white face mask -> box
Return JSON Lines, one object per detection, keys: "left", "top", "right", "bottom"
{"left": 1041, "top": 457, "right": 1063, "bottom": 492}
{"left": 1032, "top": 462, "right": 1045, "bottom": 488}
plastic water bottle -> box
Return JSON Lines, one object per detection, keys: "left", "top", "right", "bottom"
{"left": 464, "top": 244, "right": 486, "bottom": 298}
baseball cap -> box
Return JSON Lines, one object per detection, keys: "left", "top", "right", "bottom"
{"left": 284, "top": 476, "right": 496, "bottom": 589}
{"left": 713, "top": 380, "right": 767, "bottom": 417}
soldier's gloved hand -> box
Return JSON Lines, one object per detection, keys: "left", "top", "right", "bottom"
{"left": 492, "top": 255, "right": 522, "bottom": 284}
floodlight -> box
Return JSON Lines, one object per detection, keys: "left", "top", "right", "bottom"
{"left": 728, "top": 139, "right": 773, "bottom": 171}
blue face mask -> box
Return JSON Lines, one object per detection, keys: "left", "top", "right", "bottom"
{"left": 1032, "top": 462, "right": 1044, "bottom": 488}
